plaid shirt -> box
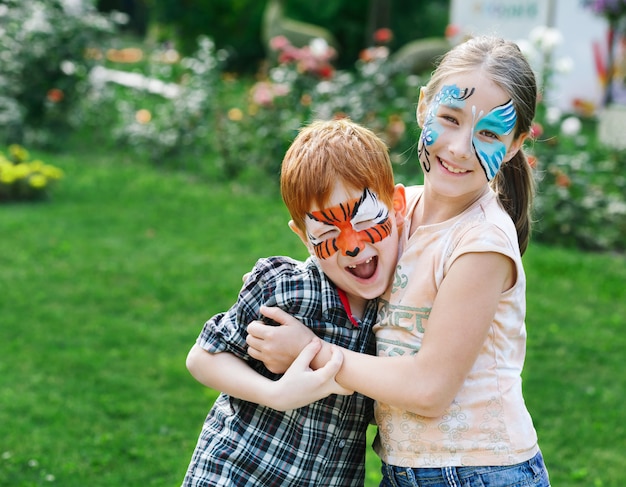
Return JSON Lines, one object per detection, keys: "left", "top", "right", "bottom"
{"left": 182, "top": 256, "right": 377, "bottom": 487}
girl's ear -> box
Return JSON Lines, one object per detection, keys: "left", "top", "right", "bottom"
{"left": 503, "top": 132, "right": 529, "bottom": 163}
{"left": 288, "top": 220, "right": 313, "bottom": 253}
{"left": 416, "top": 87, "right": 428, "bottom": 128}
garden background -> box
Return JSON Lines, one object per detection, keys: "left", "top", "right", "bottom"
{"left": 1, "top": 0, "right": 625, "bottom": 486}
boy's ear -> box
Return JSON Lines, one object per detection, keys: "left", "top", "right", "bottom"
{"left": 416, "top": 87, "right": 427, "bottom": 128}
{"left": 288, "top": 220, "right": 312, "bottom": 251}
{"left": 392, "top": 184, "right": 407, "bottom": 228}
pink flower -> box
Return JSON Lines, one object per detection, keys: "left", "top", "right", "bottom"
{"left": 251, "top": 82, "right": 275, "bottom": 106}
{"left": 270, "top": 35, "right": 290, "bottom": 51}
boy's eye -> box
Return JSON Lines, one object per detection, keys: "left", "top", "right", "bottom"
{"left": 352, "top": 219, "right": 376, "bottom": 232}
{"left": 318, "top": 229, "right": 339, "bottom": 239}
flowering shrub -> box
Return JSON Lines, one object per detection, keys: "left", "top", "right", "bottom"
{"left": 0, "top": 0, "right": 119, "bottom": 147}
{"left": 522, "top": 26, "right": 626, "bottom": 251}
{"left": 0, "top": 145, "right": 63, "bottom": 202}
{"left": 212, "top": 31, "right": 422, "bottom": 179}
{"left": 583, "top": 0, "right": 626, "bottom": 21}
{"left": 82, "top": 27, "right": 624, "bottom": 250}
{"left": 108, "top": 36, "right": 226, "bottom": 164}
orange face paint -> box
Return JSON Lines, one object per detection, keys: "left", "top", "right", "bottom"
{"left": 305, "top": 188, "right": 392, "bottom": 260}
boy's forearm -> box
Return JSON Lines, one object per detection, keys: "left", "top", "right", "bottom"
{"left": 186, "top": 342, "right": 352, "bottom": 412}
{"left": 186, "top": 344, "right": 281, "bottom": 407}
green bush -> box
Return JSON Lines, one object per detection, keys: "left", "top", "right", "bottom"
{"left": 0, "top": 0, "right": 118, "bottom": 148}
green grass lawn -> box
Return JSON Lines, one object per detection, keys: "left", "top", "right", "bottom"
{"left": 1, "top": 149, "right": 625, "bottom": 486}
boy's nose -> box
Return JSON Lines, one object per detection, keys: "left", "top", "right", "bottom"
{"left": 337, "top": 228, "right": 365, "bottom": 257}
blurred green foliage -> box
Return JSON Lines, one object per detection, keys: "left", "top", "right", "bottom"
{"left": 142, "top": 0, "right": 450, "bottom": 72}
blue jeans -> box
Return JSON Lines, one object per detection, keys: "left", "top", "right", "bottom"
{"left": 380, "top": 451, "right": 549, "bottom": 487}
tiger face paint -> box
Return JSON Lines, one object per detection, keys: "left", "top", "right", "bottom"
{"left": 304, "top": 188, "right": 392, "bottom": 260}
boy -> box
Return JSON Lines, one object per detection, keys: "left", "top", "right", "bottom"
{"left": 181, "top": 118, "right": 406, "bottom": 486}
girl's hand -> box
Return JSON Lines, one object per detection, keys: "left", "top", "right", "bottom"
{"left": 247, "top": 305, "right": 317, "bottom": 374}
{"left": 270, "top": 338, "right": 353, "bottom": 411}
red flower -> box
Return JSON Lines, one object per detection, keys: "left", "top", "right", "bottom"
{"left": 317, "top": 64, "right": 334, "bottom": 79}
{"left": 445, "top": 24, "right": 461, "bottom": 39}
{"left": 47, "top": 88, "right": 64, "bottom": 103}
{"left": 373, "top": 28, "right": 393, "bottom": 44}
{"left": 555, "top": 170, "right": 571, "bottom": 187}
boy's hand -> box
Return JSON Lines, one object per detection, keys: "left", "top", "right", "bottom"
{"left": 247, "top": 305, "right": 318, "bottom": 374}
{"left": 271, "top": 338, "right": 353, "bottom": 411}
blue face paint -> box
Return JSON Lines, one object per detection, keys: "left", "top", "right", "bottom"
{"left": 419, "top": 84, "right": 517, "bottom": 181}
{"left": 419, "top": 85, "right": 474, "bottom": 172}
{"left": 473, "top": 100, "right": 517, "bottom": 180}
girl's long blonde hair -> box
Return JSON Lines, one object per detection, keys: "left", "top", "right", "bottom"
{"left": 422, "top": 36, "right": 537, "bottom": 254}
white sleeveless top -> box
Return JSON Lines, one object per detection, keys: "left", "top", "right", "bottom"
{"left": 373, "top": 186, "right": 539, "bottom": 467}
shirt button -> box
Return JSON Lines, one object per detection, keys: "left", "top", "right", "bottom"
{"left": 338, "top": 440, "right": 346, "bottom": 448}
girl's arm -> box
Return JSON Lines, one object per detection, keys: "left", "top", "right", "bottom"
{"left": 249, "top": 251, "right": 514, "bottom": 417}
{"left": 186, "top": 339, "right": 351, "bottom": 412}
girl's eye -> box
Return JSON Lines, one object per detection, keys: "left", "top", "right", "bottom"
{"left": 439, "top": 114, "right": 459, "bottom": 125}
{"left": 480, "top": 130, "right": 499, "bottom": 140}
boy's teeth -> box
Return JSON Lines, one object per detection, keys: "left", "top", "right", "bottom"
{"left": 348, "top": 257, "right": 373, "bottom": 269}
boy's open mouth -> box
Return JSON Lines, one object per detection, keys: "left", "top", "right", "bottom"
{"left": 346, "top": 256, "right": 378, "bottom": 279}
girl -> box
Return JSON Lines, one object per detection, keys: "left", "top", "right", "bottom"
{"left": 248, "top": 36, "right": 550, "bottom": 486}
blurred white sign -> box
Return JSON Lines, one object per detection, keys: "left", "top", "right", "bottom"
{"left": 450, "top": 0, "right": 608, "bottom": 112}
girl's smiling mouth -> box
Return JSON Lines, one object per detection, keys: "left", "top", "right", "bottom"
{"left": 439, "top": 157, "right": 470, "bottom": 174}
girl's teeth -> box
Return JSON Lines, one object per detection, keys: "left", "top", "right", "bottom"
{"left": 442, "top": 161, "right": 468, "bottom": 173}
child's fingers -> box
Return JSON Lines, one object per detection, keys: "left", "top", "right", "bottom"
{"left": 259, "top": 305, "right": 298, "bottom": 326}
{"left": 317, "top": 345, "right": 344, "bottom": 379}
{"left": 289, "top": 338, "right": 322, "bottom": 370}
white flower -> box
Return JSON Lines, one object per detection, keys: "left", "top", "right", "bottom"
{"left": 60, "top": 0, "right": 84, "bottom": 16}
{"left": 61, "top": 60, "right": 76, "bottom": 75}
{"left": 560, "top": 116, "right": 582, "bottom": 136}
{"left": 546, "top": 106, "right": 562, "bottom": 125}
{"left": 309, "top": 38, "right": 329, "bottom": 58}
{"left": 109, "top": 11, "right": 129, "bottom": 25}
{"left": 529, "top": 26, "right": 563, "bottom": 53}
{"left": 555, "top": 57, "right": 574, "bottom": 74}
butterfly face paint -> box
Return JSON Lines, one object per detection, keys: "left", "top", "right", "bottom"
{"left": 419, "top": 83, "right": 517, "bottom": 181}
{"left": 305, "top": 188, "right": 392, "bottom": 260}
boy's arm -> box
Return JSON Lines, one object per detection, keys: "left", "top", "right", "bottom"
{"left": 246, "top": 305, "right": 318, "bottom": 373}
{"left": 186, "top": 340, "right": 351, "bottom": 412}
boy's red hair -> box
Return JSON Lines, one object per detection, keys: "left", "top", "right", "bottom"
{"left": 281, "top": 119, "right": 395, "bottom": 233}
